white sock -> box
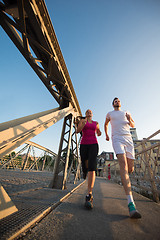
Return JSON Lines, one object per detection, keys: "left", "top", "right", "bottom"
{"left": 127, "top": 194, "right": 135, "bottom": 205}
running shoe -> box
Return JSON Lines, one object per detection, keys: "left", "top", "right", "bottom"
{"left": 128, "top": 202, "right": 141, "bottom": 218}
{"left": 85, "top": 194, "right": 93, "bottom": 209}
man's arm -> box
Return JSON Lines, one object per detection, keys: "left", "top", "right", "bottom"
{"left": 104, "top": 117, "right": 110, "bottom": 141}
{"left": 126, "top": 113, "right": 135, "bottom": 128}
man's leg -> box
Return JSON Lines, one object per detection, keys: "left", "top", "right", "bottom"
{"left": 117, "top": 154, "right": 132, "bottom": 195}
{"left": 117, "top": 154, "right": 141, "bottom": 218}
{"left": 127, "top": 158, "right": 134, "bottom": 173}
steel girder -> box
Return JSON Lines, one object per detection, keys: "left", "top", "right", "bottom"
{"left": 0, "top": 0, "right": 82, "bottom": 114}
{"left": 26, "top": 140, "right": 57, "bottom": 157}
{"left": 0, "top": 105, "right": 75, "bottom": 158}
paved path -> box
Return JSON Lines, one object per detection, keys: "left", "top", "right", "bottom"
{"left": 22, "top": 178, "right": 160, "bottom": 240}
{"left": 0, "top": 169, "right": 83, "bottom": 240}
{"left": 0, "top": 170, "right": 160, "bottom": 240}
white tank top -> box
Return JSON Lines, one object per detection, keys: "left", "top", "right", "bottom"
{"left": 106, "top": 110, "right": 131, "bottom": 138}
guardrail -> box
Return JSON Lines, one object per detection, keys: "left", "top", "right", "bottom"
{"left": 0, "top": 140, "right": 80, "bottom": 185}
{"left": 106, "top": 130, "right": 160, "bottom": 202}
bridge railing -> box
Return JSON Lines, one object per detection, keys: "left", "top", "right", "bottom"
{"left": 106, "top": 130, "right": 160, "bottom": 202}
{"left": 0, "top": 141, "right": 79, "bottom": 180}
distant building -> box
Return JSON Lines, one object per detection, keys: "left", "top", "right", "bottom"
{"left": 97, "top": 151, "right": 115, "bottom": 177}
{"left": 97, "top": 151, "right": 114, "bottom": 161}
{"left": 130, "top": 128, "right": 138, "bottom": 141}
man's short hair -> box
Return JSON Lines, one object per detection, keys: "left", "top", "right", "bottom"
{"left": 112, "top": 97, "right": 118, "bottom": 106}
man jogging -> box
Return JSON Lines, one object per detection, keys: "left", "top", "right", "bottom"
{"left": 104, "top": 97, "right": 141, "bottom": 218}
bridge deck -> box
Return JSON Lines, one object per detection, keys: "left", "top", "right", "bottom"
{"left": 0, "top": 170, "right": 160, "bottom": 240}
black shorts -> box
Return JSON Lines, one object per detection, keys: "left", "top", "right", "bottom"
{"left": 80, "top": 143, "right": 99, "bottom": 172}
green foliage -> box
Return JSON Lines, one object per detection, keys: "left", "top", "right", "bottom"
{"left": 11, "top": 151, "right": 16, "bottom": 157}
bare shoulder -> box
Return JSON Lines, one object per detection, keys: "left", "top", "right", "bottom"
{"left": 106, "top": 111, "right": 111, "bottom": 120}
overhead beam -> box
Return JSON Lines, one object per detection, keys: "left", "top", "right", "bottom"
{"left": 0, "top": 105, "right": 75, "bottom": 158}
{"left": 0, "top": 0, "right": 82, "bottom": 115}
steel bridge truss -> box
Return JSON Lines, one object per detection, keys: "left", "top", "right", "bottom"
{"left": 0, "top": 0, "right": 82, "bottom": 189}
{"left": 50, "top": 114, "right": 81, "bottom": 189}
{"left": 0, "top": 0, "right": 81, "bottom": 113}
{"left": 0, "top": 140, "right": 58, "bottom": 170}
{"left": 0, "top": 139, "right": 81, "bottom": 187}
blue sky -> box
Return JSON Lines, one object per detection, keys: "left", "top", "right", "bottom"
{"left": 0, "top": 0, "right": 160, "bottom": 155}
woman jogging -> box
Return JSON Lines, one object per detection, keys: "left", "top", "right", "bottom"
{"left": 76, "top": 109, "right": 101, "bottom": 209}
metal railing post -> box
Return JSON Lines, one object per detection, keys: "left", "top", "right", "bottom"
{"left": 22, "top": 145, "right": 31, "bottom": 170}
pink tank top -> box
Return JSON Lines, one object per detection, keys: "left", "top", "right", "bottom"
{"left": 80, "top": 120, "right": 98, "bottom": 145}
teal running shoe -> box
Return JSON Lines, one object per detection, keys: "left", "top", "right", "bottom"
{"left": 128, "top": 202, "right": 141, "bottom": 218}
{"left": 85, "top": 194, "right": 93, "bottom": 210}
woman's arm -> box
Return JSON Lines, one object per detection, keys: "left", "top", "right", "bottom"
{"left": 96, "top": 122, "right": 102, "bottom": 136}
{"left": 76, "top": 118, "right": 87, "bottom": 133}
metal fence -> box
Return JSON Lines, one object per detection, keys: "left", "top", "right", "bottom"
{"left": 0, "top": 139, "right": 81, "bottom": 186}
{"left": 0, "top": 142, "right": 57, "bottom": 171}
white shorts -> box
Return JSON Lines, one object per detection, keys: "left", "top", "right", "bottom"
{"left": 112, "top": 136, "right": 135, "bottom": 159}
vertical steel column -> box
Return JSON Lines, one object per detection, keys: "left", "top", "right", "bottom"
{"left": 22, "top": 145, "right": 31, "bottom": 170}
{"left": 49, "top": 118, "right": 66, "bottom": 188}
{"left": 31, "top": 145, "right": 38, "bottom": 170}
{"left": 49, "top": 114, "right": 74, "bottom": 189}
{"left": 62, "top": 114, "right": 74, "bottom": 189}
{"left": 42, "top": 152, "right": 47, "bottom": 171}
{"left": 67, "top": 126, "right": 77, "bottom": 182}
{"left": 73, "top": 129, "right": 81, "bottom": 184}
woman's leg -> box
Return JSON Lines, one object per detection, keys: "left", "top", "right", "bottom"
{"left": 87, "top": 144, "right": 98, "bottom": 195}
{"left": 80, "top": 145, "right": 88, "bottom": 179}
{"left": 88, "top": 171, "right": 95, "bottom": 195}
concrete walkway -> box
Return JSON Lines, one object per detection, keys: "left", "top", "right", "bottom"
{"left": 0, "top": 169, "right": 84, "bottom": 240}
{"left": 22, "top": 177, "right": 160, "bottom": 240}
{"left": 0, "top": 169, "right": 160, "bottom": 240}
